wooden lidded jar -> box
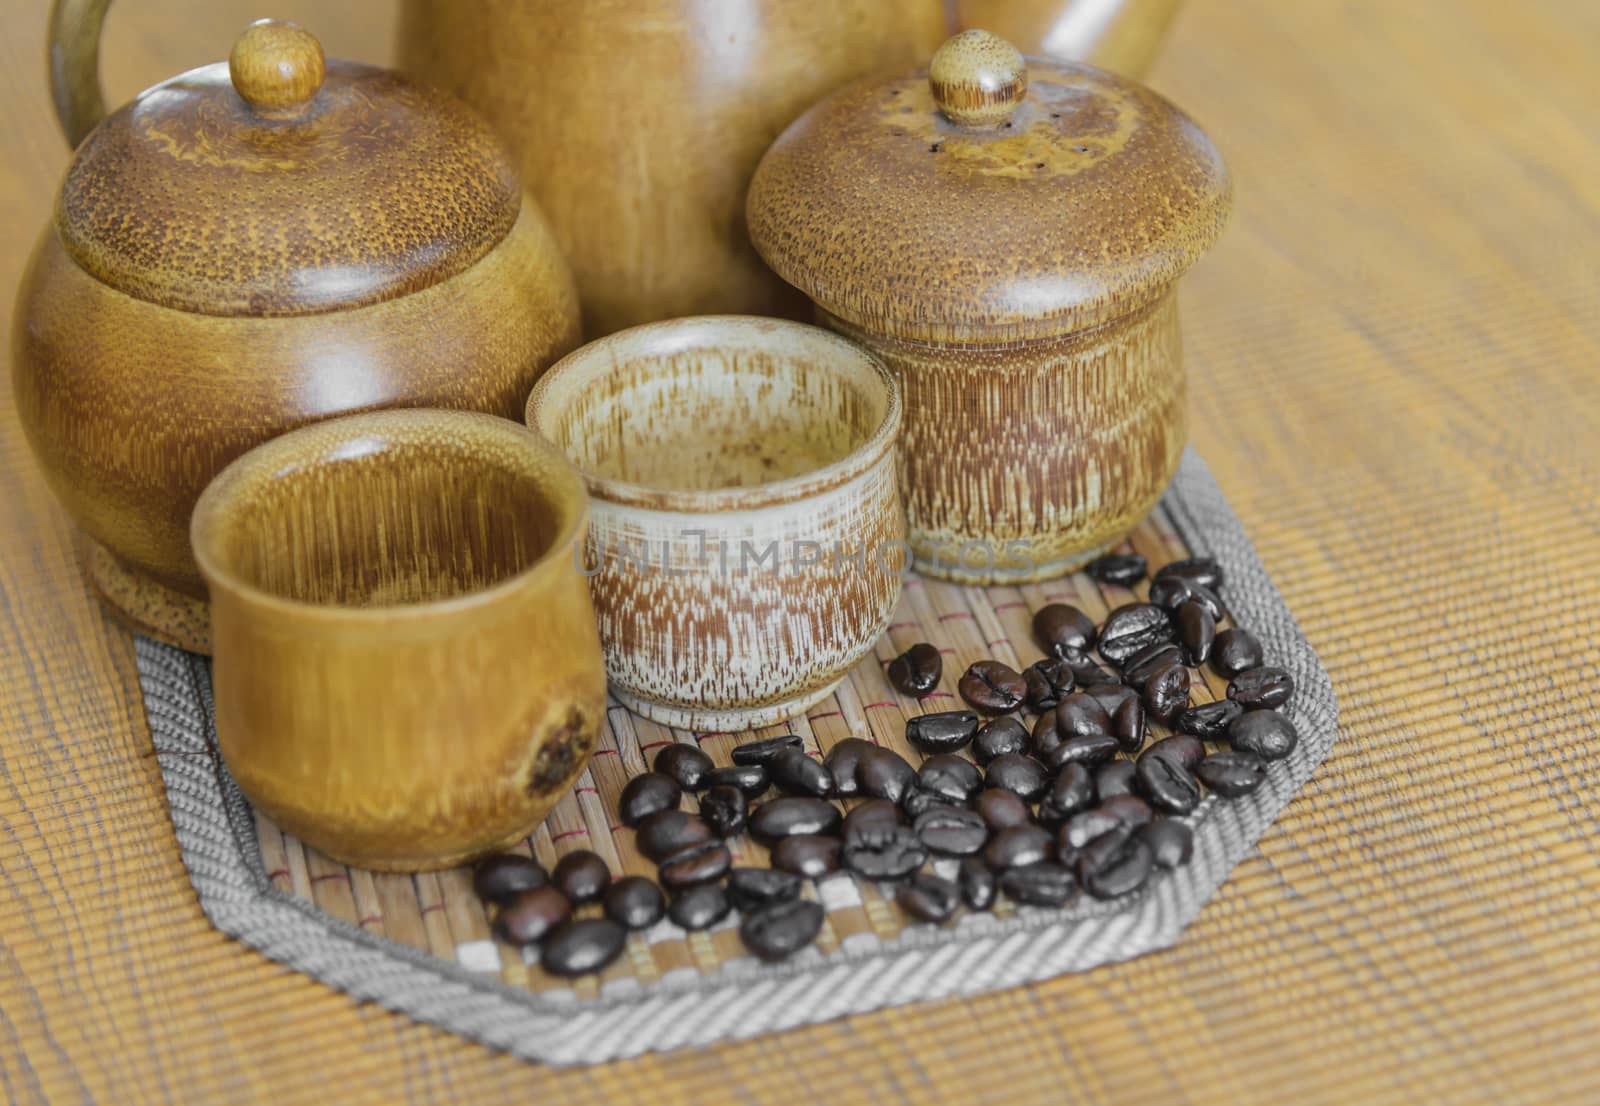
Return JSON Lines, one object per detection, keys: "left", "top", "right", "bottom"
{"left": 12, "top": 20, "right": 580, "bottom": 652}
{"left": 747, "top": 30, "right": 1230, "bottom": 583}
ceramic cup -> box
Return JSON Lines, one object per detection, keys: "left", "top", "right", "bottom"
{"left": 191, "top": 409, "right": 606, "bottom": 871}
{"left": 527, "top": 316, "right": 905, "bottom": 731}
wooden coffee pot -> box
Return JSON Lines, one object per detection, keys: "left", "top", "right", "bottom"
{"left": 748, "top": 30, "right": 1231, "bottom": 583}
{"left": 15, "top": 18, "right": 580, "bottom": 653}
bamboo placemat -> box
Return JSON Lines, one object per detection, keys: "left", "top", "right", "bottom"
{"left": 136, "top": 450, "right": 1337, "bottom": 1064}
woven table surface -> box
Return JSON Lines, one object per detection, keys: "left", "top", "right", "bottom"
{"left": 1, "top": 0, "right": 1597, "bottom": 1103}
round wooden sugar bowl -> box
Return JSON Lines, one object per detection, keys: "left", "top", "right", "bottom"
{"left": 13, "top": 19, "right": 580, "bottom": 652}
{"left": 747, "top": 29, "right": 1231, "bottom": 583}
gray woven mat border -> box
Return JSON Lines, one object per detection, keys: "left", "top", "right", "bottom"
{"left": 135, "top": 448, "right": 1338, "bottom": 1067}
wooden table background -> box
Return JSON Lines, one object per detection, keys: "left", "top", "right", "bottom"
{"left": 3, "top": 1, "right": 1597, "bottom": 1103}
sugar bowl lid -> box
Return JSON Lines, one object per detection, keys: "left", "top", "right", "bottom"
{"left": 747, "top": 30, "right": 1232, "bottom": 342}
{"left": 55, "top": 20, "right": 521, "bottom": 317}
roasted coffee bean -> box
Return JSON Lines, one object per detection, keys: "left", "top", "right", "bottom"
{"left": 494, "top": 886, "right": 572, "bottom": 945}
{"left": 1098, "top": 603, "right": 1177, "bottom": 666}
{"left": 1149, "top": 576, "right": 1227, "bottom": 621}
{"left": 603, "top": 876, "right": 665, "bottom": 930}
{"left": 1037, "top": 762, "right": 1095, "bottom": 827}
{"left": 727, "top": 867, "right": 802, "bottom": 913}
{"left": 552, "top": 850, "right": 611, "bottom": 904}
{"left": 1155, "top": 556, "right": 1224, "bottom": 590}
{"left": 1177, "top": 699, "right": 1243, "bottom": 741}
{"left": 657, "top": 841, "right": 731, "bottom": 890}
{"left": 540, "top": 918, "right": 626, "bottom": 977}
{"left": 667, "top": 883, "right": 730, "bottom": 931}
{"left": 1023, "top": 658, "right": 1075, "bottom": 712}
{"left": 914, "top": 805, "right": 989, "bottom": 856}
{"left": 1211, "top": 628, "right": 1264, "bottom": 676}
{"left": 886, "top": 642, "right": 943, "bottom": 699}
{"left": 1083, "top": 682, "right": 1138, "bottom": 716}
{"left": 897, "top": 871, "right": 962, "bottom": 923}
{"left": 731, "top": 733, "right": 803, "bottom": 766}
{"left": 1059, "top": 807, "right": 1125, "bottom": 854}
{"left": 858, "top": 745, "right": 917, "bottom": 802}
{"left": 618, "top": 771, "right": 682, "bottom": 828}
{"left": 984, "top": 824, "right": 1054, "bottom": 870}
{"left": 1112, "top": 698, "right": 1146, "bottom": 753}
{"left": 1229, "top": 666, "right": 1294, "bottom": 709}
{"left": 842, "top": 798, "right": 905, "bottom": 840}
{"left": 472, "top": 854, "right": 548, "bottom": 905}
{"left": 1136, "top": 748, "right": 1202, "bottom": 814}
{"left": 906, "top": 710, "right": 980, "bottom": 753}
{"left": 1142, "top": 818, "right": 1194, "bottom": 868}
{"left": 1073, "top": 819, "right": 1137, "bottom": 877}
{"left": 749, "top": 796, "right": 842, "bottom": 842}
{"left": 825, "top": 737, "right": 874, "bottom": 798}
{"left": 1067, "top": 657, "right": 1119, "bottom": 687}
{"left": 1041, "top": 732, "right": 1120, "bottom": 771}
{"left": 771, "top": 835, "right": 841, "bottom": 879}
{"left": 1031, "top": 708, "right": 1065, "bottom": 758}
{"left": 1229, "top": 709, "right": 1299, "bottom": 760}
{"left": 1143, "top": 662, "right": 1192, "bottom": 724}
{"left": 999, "top": 862, "right": 1077, "bottom": 906}
{"left": 974, "top": 716, "right": 1030, "bottom": 764}
{"left": 706, "top": 763, "right": 769, "bottom": 797}
{"left": 975, "top": 787, "right": 1034, "bottom": 833}
{"left": 698, "top": 784, "right": 749, "bottom": 838}
{"left": 1096, "top": 759, "right": 1139, "bottom": 799}
{"left": 1055, "top": 692, "right": 1114, "bottom": 738}
{"left": 917, "top": 753, "right": 983, "bottom": 806}
{"left": 1087, "top": 551, "right": 1148, "bottom": 586}
{"left": 1122, "top": 642, "right": 1184, "bottom": 689}
{"left": 653, "top": 743, "right": 713, "bottom": 791}
{"left": 1177, "top": 600, "right": 1216, "bottom": 666}
{"left": 635, "top": 810, "right": 715, "bottom": 862}
{"left": 843, "top": 824, "right": 928, "bottom": 880}
{"left": 740, "top": 899, "right": 825, "bottom": 961}
{"left": 770, "top": 747, "right": 834, "bottom": 798}
{"left": 959, "top": 660, "right": 1026, "bottom": 714}
{"left": 1197, "top": 749, "right": 1267, "bottom": 796}
{"left": 899, "top": 785, "right": 947, "bottom": 819}
{"left": 1145, "top": 734, "right": 1204, "bottom": 770}
{"left": 1081, "top": 837, "right": 1154, "bottom": 899}
{"left": 983, "top": 752, "right": 1049, "bottom": 801}
{"left": 1033, "top": 603, "right": 1097, "bottom": 658}
{"left": 959, "top": 856, "right": 998, "bottom": 910}
{"left": 1100, "top": 794, "right": 1155, "bottom": 831}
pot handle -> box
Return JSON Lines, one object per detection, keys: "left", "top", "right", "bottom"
{"left": 48, "top": 0, "right": 112, "bottom": 149}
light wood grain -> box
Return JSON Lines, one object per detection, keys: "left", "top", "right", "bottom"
{"left": 2, "top": 1, "right": 1598, "bottom": 1104}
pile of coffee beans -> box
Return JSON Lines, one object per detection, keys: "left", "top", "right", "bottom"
{"left": 472, "top": 551, "right": 1296, "bottom": 976}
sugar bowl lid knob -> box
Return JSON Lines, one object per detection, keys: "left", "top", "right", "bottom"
{"left": 929, "top": 30, "right": 1028, "bottom": 129}
{"left": 228, "top": 19, "right": 326, "bottom": 118}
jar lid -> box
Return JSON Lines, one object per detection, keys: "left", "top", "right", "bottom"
{"left": 747, "top": 30, "right": 1231, "bottom": 342}
{"left": 55, "top": 20, "right": 521, "bottom": 317}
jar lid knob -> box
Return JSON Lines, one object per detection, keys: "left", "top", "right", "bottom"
{"left": 229, "top": 19, "right": 325, "bottom": 119}
{"left": 929, "top": 30, "right": 1027, "bottom": 129}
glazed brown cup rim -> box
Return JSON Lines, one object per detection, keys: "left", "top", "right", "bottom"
{"left": 190, "top": 409, "right": 588, "bottom": 621}
{"left": 525, "top": 315, "right": 902, "bottom": 513}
